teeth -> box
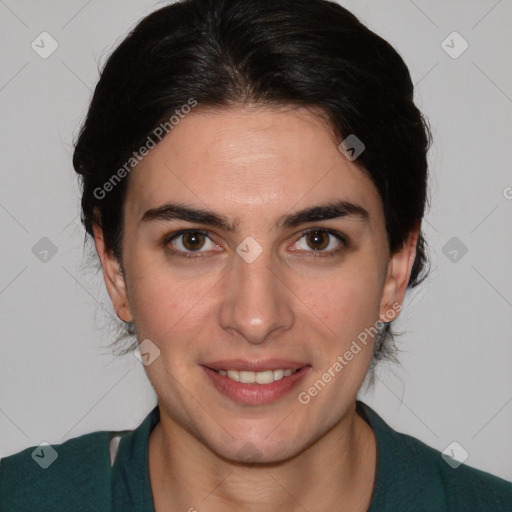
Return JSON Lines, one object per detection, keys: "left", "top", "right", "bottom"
{"left": 227, "top": 370, "right": 239, "bottom": 381}
{"left": 216, "top": 368, "right": 298, "bottom": 384}
{"left": 273, "top": 369, "right": 284, "bottom": 381}
{"left": 240, "top": 370, "right": 256, "bottom": 384}
{"left": 255, "top": 370, "right": 273, "bottom": 384}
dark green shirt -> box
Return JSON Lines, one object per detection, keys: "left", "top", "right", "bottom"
{"left": 1, "top": 401, "right": 511, "bottom": 511}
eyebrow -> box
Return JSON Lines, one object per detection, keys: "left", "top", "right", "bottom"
{"left": 140, "top": 200, "right": 369, "bottom": 231}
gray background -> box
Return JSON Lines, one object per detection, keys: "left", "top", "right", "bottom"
{"left": 1, "top": 0, "right": 511, "bottom": 480}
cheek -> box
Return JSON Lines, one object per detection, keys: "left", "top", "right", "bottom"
{"left": 125, "top": 256, "right": 179, "bottom": 336}
{"left": 126, "top": 258, "right": 217, "bottom": 350}
{"left": 304, "top": 260, "right": 384, "bottom": 338}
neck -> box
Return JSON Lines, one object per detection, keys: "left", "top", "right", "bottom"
{"left": 149, "top": 404, "right": 376, "bottom": 512}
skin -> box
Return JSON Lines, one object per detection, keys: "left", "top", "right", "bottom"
{"left": 93, "top": 104, "right": 419, "bottom": 511}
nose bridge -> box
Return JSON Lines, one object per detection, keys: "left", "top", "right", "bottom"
{"left": 218, "top": 246, "right": 294, "bottom": 344}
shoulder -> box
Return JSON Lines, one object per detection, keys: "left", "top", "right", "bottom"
{"left": 398, "top": 428, "right": 511, "bottom": 510}
{"left": 357, "top": 401, "right": 512, "bottom": 511}
{"left": 0, "top": 429, "right": 124, "bottom": 512}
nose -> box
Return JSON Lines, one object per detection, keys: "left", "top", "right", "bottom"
{"left": 218, "top": 248, "right": 295, "bottom": 345}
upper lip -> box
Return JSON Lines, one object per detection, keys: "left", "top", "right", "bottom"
{"left": 202, "top": 359, "right": 310, "bottom": 372}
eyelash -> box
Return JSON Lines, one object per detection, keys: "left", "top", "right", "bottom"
{"left": 162, "top": 228, "right": 349, "bottom": 260}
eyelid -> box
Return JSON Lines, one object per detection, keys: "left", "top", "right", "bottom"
{"left": 291, "top": 227, "right": 348, "bottom": 256}
{"left": 164, "top": 228, "right": 214, "bottom": 244}
{"left": 163, "top": 228, "right": 218, "bottom": 257}
{"left": 163, "top": 227, "right": 349, "bottom": 259}
{"left": 298, "top": 227, "right": 348, "bottom": 244}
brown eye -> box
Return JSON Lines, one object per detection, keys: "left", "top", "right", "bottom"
{"left": 305, "top": 230, "right": 330, "bottom": 251}
{"left": 181, "top": 231, "right": 206, "bottom": 251}
{"left": 292, "top": 228, "right": 348, "bottom": 257}
{"left": 165, "top": 230, "right": 218, "bottom": 258}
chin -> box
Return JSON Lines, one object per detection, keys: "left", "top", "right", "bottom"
{"left": 207, "top": 430, "right": 307, "bottom": 465}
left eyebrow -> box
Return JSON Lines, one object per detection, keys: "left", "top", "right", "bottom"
{"left": 277, "top": 200, "right": 369, "bottom": 228}
{"left": 140, "top": 199, "right": 369, "bottom": 230}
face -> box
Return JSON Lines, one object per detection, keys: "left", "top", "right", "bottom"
{"left": 95, "top": 105, "right": 417, "bottom": 463}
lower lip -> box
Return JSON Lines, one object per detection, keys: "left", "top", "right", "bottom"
{"left": 202, "top": 366, "right": 311, "bottom": 405}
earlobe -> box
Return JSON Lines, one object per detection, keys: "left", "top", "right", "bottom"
{"left": 379, "top": 222, "right": 420, "bottom": 320}
{"left": 92, "top": 223, "right": 134, "bottom": 323}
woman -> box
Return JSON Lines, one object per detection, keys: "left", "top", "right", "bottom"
{"left": 1, "top": 0, "right": 510, "bottom": 510}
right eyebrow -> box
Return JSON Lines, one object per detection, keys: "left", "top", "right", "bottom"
{"left": 140, "top": 203, "right": 237, "bottom": 231}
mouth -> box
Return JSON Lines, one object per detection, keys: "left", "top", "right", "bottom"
{"left": 201, "top": 360, "right": 311, "bottom": 405}
{"left": 213, "top": 368, "right": 299, "bottom": 384}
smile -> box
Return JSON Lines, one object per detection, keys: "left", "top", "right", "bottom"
{"left": 214, "top": 368, "right": 298, "bottom": 384}
{"left": 202, "top": 362, "right": 311, "bottom": 405}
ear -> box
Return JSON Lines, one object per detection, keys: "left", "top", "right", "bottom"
{"left": 379, "top": 221, "right": 420, "bottom": 321}
{"left": 92, "top": 223, "right": 134, "bottom": 323}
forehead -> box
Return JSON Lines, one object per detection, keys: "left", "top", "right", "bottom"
{"left": 125, "top": 106, "right": 383, "bottom": 226}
